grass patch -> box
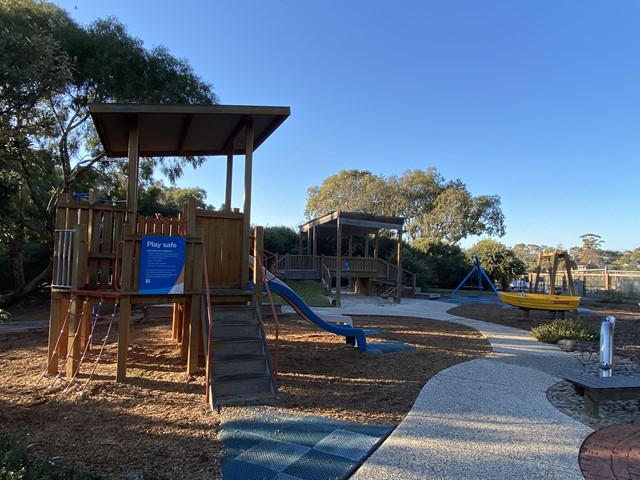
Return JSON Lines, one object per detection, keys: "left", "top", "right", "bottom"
{"left": 531, "top": 319, "right": 599, "bottom": 344}
{"left": 268, "top": 280, "right": 330, "bottom": 307}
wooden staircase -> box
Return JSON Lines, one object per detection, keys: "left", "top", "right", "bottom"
{"left": 203, "top": 299, "right": 277, "bottom": 411}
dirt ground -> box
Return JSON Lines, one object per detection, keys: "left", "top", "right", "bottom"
{"left": 0, "top": 292, "right": 638, "bottom": 479}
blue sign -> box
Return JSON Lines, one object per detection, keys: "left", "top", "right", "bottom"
{"left": 139, "top": 236, "right": 186, "bottom": 294}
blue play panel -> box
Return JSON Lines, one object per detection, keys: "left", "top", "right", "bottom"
{"left": 221, "top": 408, "right": 393, "bottom": 480}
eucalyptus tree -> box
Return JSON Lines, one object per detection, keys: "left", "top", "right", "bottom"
{"left": 468, "top": 239, "right": 526, "bottom": 291}
{"left": 305, "top": 167, "right": 505, "bottom": 244}
{"left": 0, "top": 0, "right": 218, "bottom": 305}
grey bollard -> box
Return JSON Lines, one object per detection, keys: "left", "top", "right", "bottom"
{"left": 598, "top": 315, "right": 616, "bottom": 377}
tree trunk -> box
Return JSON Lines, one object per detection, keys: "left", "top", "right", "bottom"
{"left": 0, "top": 260, "right": 52, "bottom": 309}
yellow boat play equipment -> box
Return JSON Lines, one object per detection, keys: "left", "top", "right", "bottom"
{"left": 498, "top": 291, "right": 581, "bottom": 311}
{"left": 499, "top": 249, "right": 581, "bottom": 312}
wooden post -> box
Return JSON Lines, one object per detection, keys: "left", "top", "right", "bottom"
{"left": 395, "top": 228, "right": 402, "bottom": 304}
{"left": 374, "top": 233, "right": 379, "bottom": 259}
{"left": 116, "top": 295, "right": 131, "bottom": 382}
{"left": 187, "top": 295, "right": 200, "bottom": 375}
{"left": 534, "top": 253, "right": 543, "bottom": 293}
{"left": 365, "top": 235, "right": 369, "bottom": 258}
{"left": 120, "top": 223, "right": 136, "bottom": 292}
{"left": 335, "top": 219, "right": 342, "bottom": 307}
{"left": 312, "top": 227, "right": 317, "bottom": 258}
{"left": 604, "top": 266, "right": 610, "bottom": 291}
{"left": 550, "top": 251, "right": 560, "bottom": 293}
{"left": 564, "top": 254, "right": 576, "bottom": 296}
{"left": 71, "top": 225, "right": 88, "bottom": 291}
{"left": 241, "top": 118, "right": 254, "bottom": 288}
{"left": 47, "top": 296, "right": 62, "bottom": 374}
{"left": 225, "top": 146, "right": 233, "bottom": 212}
{"left": 65, "top": 295, "right": 84, "bottom": 377}
{"left": 126, "top": 116, "right": 139, "bottom": 214}
{"left": 253, "top": 226, "right": 264, "bottom": 307}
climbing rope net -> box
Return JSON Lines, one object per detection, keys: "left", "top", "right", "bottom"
{"left": 36, "top": 292, "right": 120, "bottom": 394}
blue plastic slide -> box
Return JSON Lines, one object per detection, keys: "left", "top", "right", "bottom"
{"left": 266, "top": 278, "right": 367, "bottom": 351}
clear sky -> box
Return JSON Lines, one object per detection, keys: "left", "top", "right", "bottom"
{"left": 55, "top": 0, "right": 639, "bottom": 252}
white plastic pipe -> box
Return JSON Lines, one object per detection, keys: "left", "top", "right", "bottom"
{"left": 599, "top": 315, "right": 617, "bottom": 377}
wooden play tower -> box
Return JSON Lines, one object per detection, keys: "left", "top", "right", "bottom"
{"left": 47, "top": 104, "right": 290, "bottom": 405}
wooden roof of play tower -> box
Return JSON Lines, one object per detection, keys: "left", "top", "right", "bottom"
{"left": 89, "top": 103, "right": 290, "bottom": 215}
{"left": 90, "top": 103, "right": 290, "bottom": 158}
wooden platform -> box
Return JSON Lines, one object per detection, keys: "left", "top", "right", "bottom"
{"left": 565, "top": 375, "right": 640, "bottom": 418}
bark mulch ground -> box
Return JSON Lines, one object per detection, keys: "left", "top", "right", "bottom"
{"left": 1, "top": 292, "right": 637, "bottom": 479}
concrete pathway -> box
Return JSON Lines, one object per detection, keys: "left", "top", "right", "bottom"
{"left": 299, "top": 296, "right": 595, "bottom": 479}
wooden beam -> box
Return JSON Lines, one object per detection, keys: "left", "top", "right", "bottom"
{"left": 222, "top": 116, "right": 248, "bottom": 154}
{"left": 126, "top": 116, "right": 139, "bottom": 214}
{"left": 177, "top": 113, "right": 194, "bottom": 155}
{"left": 339, "top": 217, "right": 404, "bottom": 230}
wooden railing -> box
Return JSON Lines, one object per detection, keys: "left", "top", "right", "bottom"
{"left": 277, "top": 254, "right": 416, "bottom": 289}
{"left": 277, "top": 254, "right": 316, "bottom": 271}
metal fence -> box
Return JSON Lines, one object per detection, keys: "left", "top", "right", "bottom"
{"left": 528, "top": 269, "right": 640, "bottom": 301}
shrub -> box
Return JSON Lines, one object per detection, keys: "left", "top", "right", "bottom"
{"left": 531, "top": 319, "right": 599, "bottom": 344}
{"left": 600, "top": 289, "right": 625, "bottom": 304}
{"left": 0, "top": 310, "right": 10, "bottom": 322}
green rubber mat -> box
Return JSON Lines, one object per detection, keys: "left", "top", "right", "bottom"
{"left": 221, "top": 408, "right": 393, "bottom": 479}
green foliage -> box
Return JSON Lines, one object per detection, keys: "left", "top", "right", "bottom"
{"left": 0, "top": 433, "right": 94, "bottom": 479}
{"left": 269, "top": 280, "right": 329, "bottom": 307}
{"left": 305, "top": 168, "right": 505, "bottom": 244}
{"left": 468, "top": 240, "right": 526, "bottom": 290}
{"left": 600, "top": 290, "right": 626, "bottom": 304}
{"left": 611, "top": 247, "right": 640, "bottom": 270}
{"left": 531, "top": 319, "right": 599, "bottom": 344}
{"left": 0, "top": 0, "right": 218, "bottom": 300}
{"left": 137, "top": 183, "right": 215, "bottom": 217}
{"left": 398, "top": 246, "right": 434, "bottom": 290}
{"left": 0, "top": 309, "right": 9, "bottom": 322}
{"left": 411, "top": 238, "right": 469, "bottom": 289}
{"left": 264, "top": 226, "right": 299, "bottom": 255}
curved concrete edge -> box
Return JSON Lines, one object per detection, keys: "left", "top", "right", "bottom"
{"left": 305, "top": 298, "right": 595, "bottom": 479}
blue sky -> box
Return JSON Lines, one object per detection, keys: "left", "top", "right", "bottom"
{"left": 56, "top": 1, "right": 639, "bottom": 252}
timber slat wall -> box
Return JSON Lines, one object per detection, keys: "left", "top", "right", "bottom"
{"left": 53, "top": 196, "right": 247, "bottom": 294}
{"left": 196, "top": 210, "right": 244, "bottom": 288}
{"left": 54, "top": 195, "right": 129, "bottom": 291}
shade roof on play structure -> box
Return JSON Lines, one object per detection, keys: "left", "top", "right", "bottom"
{"left": 300, "top": 211, "right": 405, "bottom": 236}
{"left": 89, "top": 103, "right": 291, "bottom": 158}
